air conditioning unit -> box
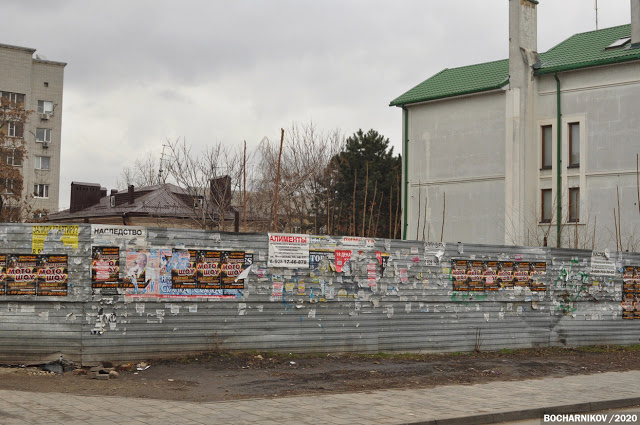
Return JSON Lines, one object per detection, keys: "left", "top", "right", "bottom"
{"left": 40, "top": 113, "right": 51, "bottom": 120}
{"left": 42, "top": 141, "right": 50, "bottom": 149}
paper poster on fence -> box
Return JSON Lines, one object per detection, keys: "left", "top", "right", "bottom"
{"left": 0, "top": 254, "right": 5, "bottom": 296}
{"left": 196, "top": 250, "right": 222, "bottom": 289}
{"left": 590, "top": 251, "right": 616, "bottom": 277}
{"left": 91, "top": 246, "right": 120, "bottom": 287}
{"left": 36, "top": 255, "right": 68, "bottom": 296}
{"left": 32, "top": 225, "right": 79, "bottom": 254}
{"left": 268, "top": 233, "right": 309, "bottom": 268}
{"left": 171, "top": 249, "right": 198, "bottom": 289}
{"left": 221, "top": 251, "right": 251, "bottom": 290}
{"left": 91, "top": 224, "right": 146, "bottom": 246}
{"left": 5, "top": 254, "right": 38, "bottom": 295}
{"left": 123, "top": 249, "right": 152, "bottom": 290}
{"left": 334, "top": 250, "right": 352, "bottom": 273}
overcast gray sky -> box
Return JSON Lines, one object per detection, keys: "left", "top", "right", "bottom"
{"left": 2, "top": 0, "right": 633, "bottom": 210}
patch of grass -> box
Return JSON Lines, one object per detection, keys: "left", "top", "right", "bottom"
{"left": 144, "top": 343, "right": 640, "bottom": 366}
{"left": 569, "top": 344, "right": 640, "bottom": 353}
{"left": 449, "top": 352, "right": 469, "bottom": 357}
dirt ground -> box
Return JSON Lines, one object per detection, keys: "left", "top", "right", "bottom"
{"left": 1, "top": 346, "right": 639, "bottom": 402}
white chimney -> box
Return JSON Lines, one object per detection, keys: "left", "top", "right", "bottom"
{"left": 632, "top": 0, "right": 640, "bottom": 47}
{"left": 509, "top": 0, "right": 538, "bottom": 89}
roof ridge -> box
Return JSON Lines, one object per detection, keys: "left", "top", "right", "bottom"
{"left": 567, "top": 23, "right": 630, "bottom": 38}
{"left": 440, "top": 57, "right": 508, "bottom": 72}
{"left": 391, "top": 23, "right": 637, "bottom": 107}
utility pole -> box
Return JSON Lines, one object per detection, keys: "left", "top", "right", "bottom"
{"left": 273, "top": 128, "right": 284, "bottom": 232}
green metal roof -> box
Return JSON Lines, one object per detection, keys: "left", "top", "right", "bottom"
{"left": 535, "top": 24, "right": 639, "bottom": 74}
{"left": 390, "top": 24, "right": 639, "bottom": 107}
{"left": 389, "top": 59, "right": 509, "bottom": 107}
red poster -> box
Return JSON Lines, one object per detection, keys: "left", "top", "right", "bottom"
{"left": 334, "top": 250, "right": 352, "bottom": 273}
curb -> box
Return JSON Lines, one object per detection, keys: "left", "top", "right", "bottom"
{"left": 402, "top": 397, "right": 640, "bottom": 425}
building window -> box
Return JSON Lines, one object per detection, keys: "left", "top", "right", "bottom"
{"left": 568, "top": 122, "right": 580, "bottom": 167}
{"left": 6, "top": 150, "right": 22, "bottom": 167}
{"left": 36, "top": 128, "right": 51, "bottom": 143}
{"left": 569, "top": 187, "right": 580, "bottom": 222}
{"left": 37, "top": 100, "right": 54, "bottom": 114}
{"left": 34, "top": 184, "right": 49, "bottom": 198}
{"left": 606, "top": 37, "right": 631, "bottom": 49}
{"left": 541, "top": 125, "right": 552, "bottom": 169}
{"left": 35, "top": 156, "right": 50, "bottom": 170}
{"left": 1, "top": 178, "right": 16, "bottom": 194}
{"left": 7, "top": 122, "right": 23, "bottom": 138}
{"left": 1, "top": 91, "right": 25, "bottom": 106}
{"left": 541, "top": 189, "right": 552, "bottom": 223}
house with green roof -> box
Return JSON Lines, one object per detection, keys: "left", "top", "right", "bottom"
{"left": 391, "top": 0, "right": 640, "bottom": 249}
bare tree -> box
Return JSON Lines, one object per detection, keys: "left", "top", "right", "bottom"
{"left": 251, "top": 121, "right": 344, "bottom": 233}
{"left": 116, "top": 151, "right": 166, "bottom": 189}
{"left": 160, "top": 137, "right": 244, "bottom": 230}
{"left": 502, "top": 193, "right": 607, "bottom": 250}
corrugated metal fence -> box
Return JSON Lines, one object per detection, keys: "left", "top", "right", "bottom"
{"left": 1, "top": 223, "right": 639, "bottom": 365}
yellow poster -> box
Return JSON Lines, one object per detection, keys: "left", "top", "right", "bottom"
{"left": 32, "top": 225, "right": 80, "bottom": 254}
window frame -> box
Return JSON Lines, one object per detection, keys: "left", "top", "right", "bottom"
{"left": 1, "top": 91, "right": 25, "bottom": 106}
{"left": 541, "top": 188, "right": 552, "bottom": 223}
{"left": 6, "top": 150, "right": 22, "bottom": 167}
{"left": 35, "top": 128, "right": 52, "bottom": 143}
{"left": 569, "top": 187, "right": 580, "bottom": 223}
{"left": 568, "top": 122, "right": 580, "bottom": 168}
{"left": 33, "top": 184, "right": 50, "bottom": 199}
{"left": 2, "top": 178, "right": 16, "bottom": 194}
{"left": 34, "top": 155, "right": 50, "bottom": 170}
{"left": 541, "top": 125, "right": 552, "bottom": 170}
{"left": 7, "top": 122, "right": 23, "bottom": 138}
{"left": 37, "top": 100, "right": 54, "bottom": 114}
{"left": 605, "top": 37, "right": 631, "bottom": 49}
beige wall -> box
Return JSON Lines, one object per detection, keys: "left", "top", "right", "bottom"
{"left": 0, "top": 44, "right": 65, "bottom": 215}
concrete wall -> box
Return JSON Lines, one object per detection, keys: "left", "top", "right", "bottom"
{"left": 404, "top": 61, "right": 640, "bottom": 250}
{"left": 535, "top": 62, "right": 640, "bottom": 250}
{"left": 1, "top": 223, "right": 639, "bottom": 365}
{"left": 405, "top": 91, "right": 506, "bottom": 245}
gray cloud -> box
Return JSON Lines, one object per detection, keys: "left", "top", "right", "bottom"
{"left": 1, "top": 0, "right": 632, "bottom": 209}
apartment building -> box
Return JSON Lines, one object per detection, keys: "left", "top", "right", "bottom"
{"left": 0, "top": 43, "right": 65, "bottom": 216}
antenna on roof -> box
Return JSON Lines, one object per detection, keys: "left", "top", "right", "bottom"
{"left": 595, "top": 0, "right": 599, "bottom": 30}
{"left": 158, "top": 143, "right": 167, "bottom": 183}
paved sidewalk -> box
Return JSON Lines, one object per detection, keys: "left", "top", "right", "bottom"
{"left": 1, "top": 371, "right": 640, "bottom": 424}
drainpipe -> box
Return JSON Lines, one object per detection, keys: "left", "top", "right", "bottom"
{"left": 402, "top": 106, "right": 409, "bottom": 240}
{"left": 553, "top": 73, "right": 562, "bottom": 247}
